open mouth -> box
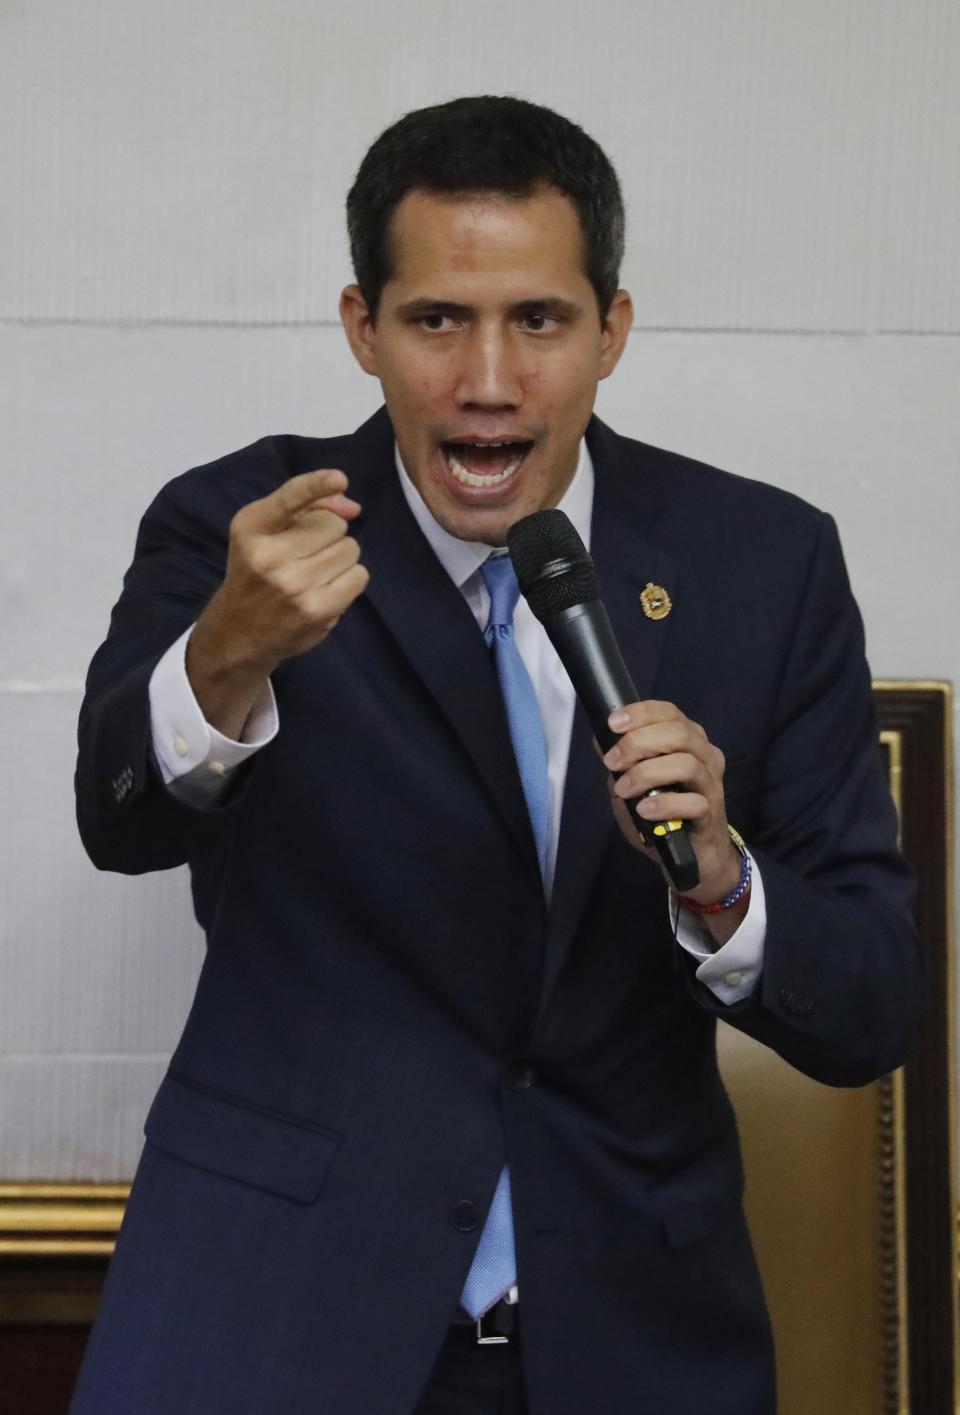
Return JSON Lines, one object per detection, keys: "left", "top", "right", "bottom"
{"left": 441, "top": 439, "right": 534, "bottom": 488}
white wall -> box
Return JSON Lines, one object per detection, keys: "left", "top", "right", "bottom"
{"left": 1, "top": 0, "right": 957, "bottom": 1179}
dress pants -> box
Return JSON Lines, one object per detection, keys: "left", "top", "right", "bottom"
{"left": 412, "top": 1324, "right": 528, "bottom": 1415}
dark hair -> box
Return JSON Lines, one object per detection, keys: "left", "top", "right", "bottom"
{"left": 346, "top": 95, "right": 625, "bottom": 321}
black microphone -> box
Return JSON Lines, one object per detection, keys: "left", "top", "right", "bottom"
{"left": 507, "top": 508, "right": 699, "bottom": 893}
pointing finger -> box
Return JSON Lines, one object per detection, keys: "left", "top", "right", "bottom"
{"left": 319, "top": 492, "right": 362, "bottom": 521}
{"left": 247, "top": 469, "right": 353, "bottom": 532}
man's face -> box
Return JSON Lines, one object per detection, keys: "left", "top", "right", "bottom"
{"left": 340, "top": 185, "right": 632, "bottom": 544}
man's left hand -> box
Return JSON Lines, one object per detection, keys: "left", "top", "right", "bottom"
{"left": 601, "top": 701, "right": 744, "bottom": 921}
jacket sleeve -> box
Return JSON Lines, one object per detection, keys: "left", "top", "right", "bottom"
{"left": 75, "top": 475, "right": 256, "bottom": 875}
{"left": 686, "top": 512, "right": 922, "bottom": 1087}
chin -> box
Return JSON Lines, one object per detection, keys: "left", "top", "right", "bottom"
{"left": 438, "top": 498, "right": 526, "bottom": 546}
{"left": 443, "top": 515, "right": 510, "bottom": 547}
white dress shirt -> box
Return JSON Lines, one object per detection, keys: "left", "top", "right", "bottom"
{"left": 148, "top": 440, "right": 765, "bottom": 1004}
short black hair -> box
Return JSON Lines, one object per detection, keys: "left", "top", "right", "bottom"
{"left": 346, "top": 95, "right": 625, "bottom": 322}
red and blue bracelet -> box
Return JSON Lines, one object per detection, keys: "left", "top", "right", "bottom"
{"left": 678, "top": 825, "right": 752, "bottom": 914}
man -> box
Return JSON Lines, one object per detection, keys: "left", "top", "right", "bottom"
{"left": 71, "top": 96, "right": 920, "bottom": 1415}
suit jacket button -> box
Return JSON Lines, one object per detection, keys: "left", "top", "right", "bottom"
{"left": 779, "top": 985, "right": 815, "bottom": 1018}
{"left": 451, "top": 1201, "right": 480, "bottom": 1232}
{"left": 505, "top": 1061, "right": 536, "bottom": 1091}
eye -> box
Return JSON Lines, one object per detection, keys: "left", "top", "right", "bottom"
{"left": 520, "top": 311, "right": 560, "bottom": 332}
{"left": 416, "top": 312, "right": 459, "bottom": 332}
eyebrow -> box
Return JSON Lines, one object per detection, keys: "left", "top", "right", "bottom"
{"left": 395, "top": 296, "right": 582, "bottom": 320}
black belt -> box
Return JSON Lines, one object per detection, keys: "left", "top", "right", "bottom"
{"left": 452, "top": 1296, "right": 519, "bottom": 1344}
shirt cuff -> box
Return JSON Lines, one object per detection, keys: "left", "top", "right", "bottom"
{"left": 148, "top": 625, "right": 278, "bottom": 790}
{"left": 670, "top": 850, "right": 766, "bottom": 1005}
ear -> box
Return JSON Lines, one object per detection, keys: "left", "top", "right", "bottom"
{"left": 339, "top": 285, "right": 379, "bottom": 376}
{"left": 598, "top": 289, "right": 633, "bottom": 381}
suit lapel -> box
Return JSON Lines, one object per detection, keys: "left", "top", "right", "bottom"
{"left": 333, "top": 406, "right": 681, "bottom": 1010}
{"left": 537, "top": 417, "right": 681, "bottom": 1020}
{"left": 340, "top": 408, "right": 540, "bottom": 875}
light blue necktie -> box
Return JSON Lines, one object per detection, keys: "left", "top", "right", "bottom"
{"left": 459, "top": 552, "right": 551, "bottom": 1320}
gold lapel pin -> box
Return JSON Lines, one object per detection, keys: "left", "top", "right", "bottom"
{"left": 640, "top": 583, "right": 672, "bottom": 621}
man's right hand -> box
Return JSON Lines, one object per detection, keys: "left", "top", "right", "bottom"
{"left": 186, "top": 469, "right": 368, "bottom": 739}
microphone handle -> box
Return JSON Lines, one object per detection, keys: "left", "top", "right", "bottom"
{"left": 543, "top": 602, "right": 700, "bottom": 893}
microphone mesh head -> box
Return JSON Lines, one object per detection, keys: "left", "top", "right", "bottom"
{"left": 507, "top": 509, "right": 601, "bottom": 619}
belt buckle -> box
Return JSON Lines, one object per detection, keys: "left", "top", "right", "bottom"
{"left": 475, "top": 1302, "right": 511, "bottom": 1345}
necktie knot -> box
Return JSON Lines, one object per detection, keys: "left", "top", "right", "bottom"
{"left": 480, "top": 553, "right": 521, "bottom": 635}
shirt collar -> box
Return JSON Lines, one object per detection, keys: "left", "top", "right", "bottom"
{"left": 394, "top": 439, "right": 595, "bottom": 588}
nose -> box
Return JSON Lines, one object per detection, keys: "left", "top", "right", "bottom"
{"left": 454, "top": 325, "right": 523, "bottom": 411}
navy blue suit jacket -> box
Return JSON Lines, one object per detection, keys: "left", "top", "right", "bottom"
{"left": 71, "top": 407, "right": 920, "bottom": 1415}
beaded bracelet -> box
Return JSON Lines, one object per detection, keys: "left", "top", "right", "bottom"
{"left": 678, "top": 825, "right": 751, "bottom": 915}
